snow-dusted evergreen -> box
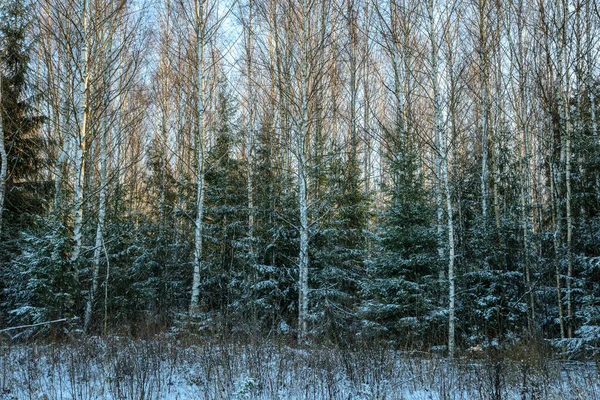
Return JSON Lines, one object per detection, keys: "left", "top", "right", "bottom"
{"left": 0, "top": 0, "right": 599, "bottom": 367}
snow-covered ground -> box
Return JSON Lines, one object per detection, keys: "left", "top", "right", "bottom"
{"left": 0, "top": 337, "right": 598, "bottom": 399}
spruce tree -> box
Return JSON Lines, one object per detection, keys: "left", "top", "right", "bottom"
{"left": 311, "top": 148, "right": 368, "bottom": 343}
{"left": 251, "top": 112, "right": 297, "bottom": 336}
{"left": 0, "top": 0, "right": 45, "bottom": 221}
{"left": 0, "top": 0, "right": 47, "bottom": 328}
{"left": 202, "top": 78, "right": 248, "bottom": 328}
{"left": 360, "top": 141, "right": 441, "bottom": 347}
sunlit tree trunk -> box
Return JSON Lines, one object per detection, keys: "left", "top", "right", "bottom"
{"left": 390, "top": 0, "right": 406, "bottom": 204}
{"left": 72, "top": 0, "right": 92, "bottom": 264}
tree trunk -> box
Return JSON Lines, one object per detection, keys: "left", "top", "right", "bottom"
{"left": 84, "top": 100, "right": 108, "bottom": 333}
{"left": 516, "top": 8, "right": 536, "bottom": 332}
{"left": 479, "top": 0, "right": 489, "bottom": 221}
{"left": 190, "top": 0, "right": 206, "bottom": 318}
{"left": 72, "top": 0, "right": 91, "bottom": 265}
{"left": 391, "top": 1, "right": 405, "bottom": 204}
{"left": 443, "top": 140, "right": 456, "bottom": 360}
{"left": 429, "top": 0, "right": 455, "bottom": 358}
{"left": 0, "top": 75, "right": 6, "bottom": 236}
{"left": 551, "top": 147, "right": 566, "bottom": 341}
{"left": 297, "top": 0, "right": 310, "bottom": 342}
{"left": 556, "top": 0, "right": 573, "bottom": 339}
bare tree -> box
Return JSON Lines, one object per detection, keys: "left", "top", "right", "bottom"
{"left": 84, "top": 0, "right": 142, "bottom": 332}
{"left": 428, "top": 0, "right": 456, "bottom": 358}
{"left": 0, "top": 73, "right": 5, "bottom": 235}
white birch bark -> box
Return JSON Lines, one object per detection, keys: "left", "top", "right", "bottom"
{"left": 443, "top": 134, "right": 456, "bottom": 360}
{"left": 512, "top": 2, "right": 536, "bottom": 332}
{"left": 349, "top": 0, "right": 358, "bottom": 168}
{"left": 390, "top": 1, "right": 405, "bottom": 204}
{"left": 478, "top": 0, "right": 489, "bottom": 221}
{"left": 297, "top": 0, "right": 310, "bottom": 342}
{"left": 555, "top": 0, "right": 573, "bottom": 339}
{"left": 550, "top": 150, "right": 565, "bottom": 340}
{"left": 491, "top": 3, "right": 502, "bottom": 239}
{"left": 72, "top": 0, "right": 91, "bottom": 264}
{"left": 432, "top": 3, "right": 444, "bottom": 267}
{"left": 190, "top": 0, "right": 206, "bottom": 317}
{"left": 566, "top": 114, "right": 573, "bottom": 339}
{"left": 245, "top": 0, "right": 255, "bottom": 262}
{"left": 84, "top": 96, "right": 108, "bottom": 332}
{"left": 429, "top": 0, "right": 455, "bottom": 358}
{"left": 157, "top": 1, "right": 171, "bottom": 242}
{"left": 84, "top": 2, "right": 120, "bottom": 331}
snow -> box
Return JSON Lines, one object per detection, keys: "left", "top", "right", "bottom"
{"left": 0, "top": 338, "right": 598, "bottom": 399}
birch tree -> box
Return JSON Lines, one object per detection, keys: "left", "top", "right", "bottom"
{"left": 243, "top": 0, "right": 256, "bottom": 263}
{"left": 428, "top": 0, "right": 456, "bottom": 358}
{"left": 476, "top": 0, "right": 490, "bottom": 221}
{"left": 190, "top": 0, "right": 207, "bottom": 318}
{"left": 296, "top": 0, "right": 311, "bottom": 341}
{"left": 0, "top": 72, "right": 5, "bottom": 236}
{"left": 70, "top": 0, "right": 93, "bottom": 264}
{"left": 83, "top": 0, "right": 141, "bottom": 332}
{"left": 503, "top": 0, "right": 537, "bottom": 334}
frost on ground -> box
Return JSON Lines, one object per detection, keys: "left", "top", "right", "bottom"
{"left": 0, "top": 337, "right": 598, "bottom": 400}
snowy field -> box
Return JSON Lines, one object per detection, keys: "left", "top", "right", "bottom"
{"left": 0, "top": 337, "right": 598, "bottom": 400}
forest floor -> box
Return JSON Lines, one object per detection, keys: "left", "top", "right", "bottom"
{"left": 0, "top": 335, "right": 598, "bottom": 399}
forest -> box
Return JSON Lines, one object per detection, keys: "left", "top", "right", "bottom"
{"left": 0, "top": 0, "right": 599, "bottom": 363}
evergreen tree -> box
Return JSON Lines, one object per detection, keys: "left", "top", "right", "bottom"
{"left": 250, "top": 112, "right": 297, "bottom": 336}
{"left": 0, "top": 0, "right": 47, "bottom": 328}
{"left": 0, "top": 0, "right": 45, "bottom": 221}
{"left": 458, "top": 156, "right": 530, "bottom": 347}
{"left": 360, "top": 143, "right": 442, "bottom": 347}
{"left": 4, "top": 217, "right": 79, "bottom": 332}
{"left": 310, "top": 148, "right": 368, "bottom": 343}
{"left": 201, "top": 79, "right": 248, "bottom": 328}
{"left": 566, "top": 81, "right": 600, "bottom": 354}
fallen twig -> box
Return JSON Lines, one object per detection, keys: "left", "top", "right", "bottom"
{"left": 0, "top": 318, "right": 70, "bottom": 333}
